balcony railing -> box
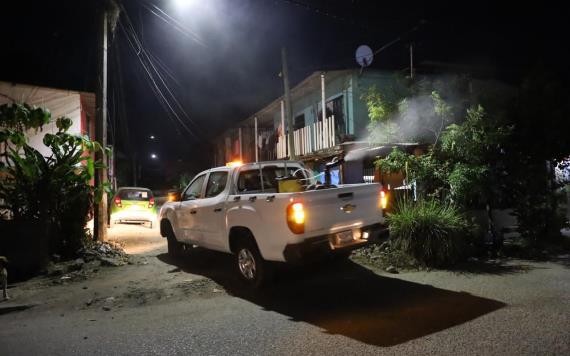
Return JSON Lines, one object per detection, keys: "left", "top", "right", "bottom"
{"left": 276, "top": 115, "right": 337, "bottom": 159}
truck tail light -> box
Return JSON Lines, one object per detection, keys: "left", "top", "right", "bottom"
{"left": 114, "top": 196, "right": 122, "bottom": 208}
{"left": 379, "top": 189, "right": 388, "bottom": 210}
{"left": 148, "top": 197, "right": 155, "bottom": 208}
{"left": 287, "top": 202, "right": 305, "bottom": 234}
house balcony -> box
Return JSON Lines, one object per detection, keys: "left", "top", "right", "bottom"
{"left": 276, "top": 115, "right": 338, "bottom": 159}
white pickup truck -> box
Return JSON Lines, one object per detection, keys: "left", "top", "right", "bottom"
{"left": 159, "top": 160, "right": 387, "bottom": 287}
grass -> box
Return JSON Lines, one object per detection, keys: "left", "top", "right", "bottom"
{"left": 388, "top": 198, "right": 470, "bottom": 267}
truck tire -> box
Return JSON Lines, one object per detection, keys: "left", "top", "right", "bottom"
{"left": 164, "top": 223, "right": 183, "bottom": 257}
{"left": 234, "top": 238, "right": 270, "bottom": 288}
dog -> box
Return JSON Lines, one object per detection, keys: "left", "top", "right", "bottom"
{"left": 0, "top": 256, "right": 8, "bottom": 301}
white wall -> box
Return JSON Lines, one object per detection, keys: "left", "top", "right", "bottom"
{"left": 0, "top": 82, "right": 82, "bottom": 157}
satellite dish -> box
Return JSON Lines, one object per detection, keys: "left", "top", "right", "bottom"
{"left": 355, "top": 45, "right": 374, "bottom": 67}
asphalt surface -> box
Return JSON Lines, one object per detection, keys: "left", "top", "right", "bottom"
{"left": 1, "top": 224, "right": 569, "bottom": 355}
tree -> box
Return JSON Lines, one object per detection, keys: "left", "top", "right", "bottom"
{"left": 503, "top": 68, "right": 570, "bottom": 242}
{"left": 375, "top": 91, "right": 512, "bottom": 209}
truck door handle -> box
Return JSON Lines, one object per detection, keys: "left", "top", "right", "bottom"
{"left": 266, "top": 195, "right": 275, "bottom": 202}
{"left": 340, "top": 204, "right": 356, "bottom": 213}
{"left": 190, "top": 210, "right": 197, "bottom": 214}
{"left": 233, "top": 196, "right": 241, "bottom": 201}
{"left": 248, "top": 196, "right": 257, "bottom": 202}
{"left": 213, "top": 207, "right": 222, "bottom": 212}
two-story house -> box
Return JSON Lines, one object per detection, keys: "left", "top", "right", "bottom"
{"left": 213, "top": 69, "right": 407, "bottom": 184}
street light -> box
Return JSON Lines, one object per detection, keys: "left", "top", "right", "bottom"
{"left": 149, "top": 135, "right": 155, "bottom": 140}
{"left": 151, "top": 153, "right": 158, "bottom": 159}
{"left": 174, "top": 0, "right": 198, "bottom": 9}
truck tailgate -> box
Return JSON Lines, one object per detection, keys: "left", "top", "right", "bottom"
{"left": 301, "top": 183, "right": 383, "bottom": 235}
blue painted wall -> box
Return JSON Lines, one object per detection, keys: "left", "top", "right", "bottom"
{"left": 270, "top": 70, "right": 401, "bottom": 140}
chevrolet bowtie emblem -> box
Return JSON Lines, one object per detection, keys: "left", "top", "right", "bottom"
{"left": 341, "top": 204, "right": 356, "bottom": 213}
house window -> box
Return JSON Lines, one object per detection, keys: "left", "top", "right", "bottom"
{"left": 294, "top": 113, "right": 305, "bottom": 130}
{"left": 318, "top": 95, "right": 346, "bottom": 141}
{"left": 328, "top": 96, "right": 346, "bottom": 138}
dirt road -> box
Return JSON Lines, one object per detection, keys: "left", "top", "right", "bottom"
{"left": 1, "top": 224, "right": 569, "bottom": 355}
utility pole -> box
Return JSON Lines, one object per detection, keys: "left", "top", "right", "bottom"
{"left": 321, "top": 73, "right": 326, "bottom": 122}
{"left": 409, "top": 43, "right": 414, "bottom": 79}
{"left": 94, "top": 4, "right": 109, "bottom": 242}
{"left": 281, "top": 47, "right": 296, "bottom": 160}
{"left": 254, "top": 117, "right": 259, "bottom": 163}
{"left": 132, "top": 152, "right": 138, "bottom": 186}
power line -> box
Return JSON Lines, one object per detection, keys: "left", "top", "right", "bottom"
{"left": 275, "top": 0, "right": 381, "bottom": 32}
{"left": 118, "top": 5, "right": 202, "bottom": 140}
{"left": 141, "top": 1, "right": 206, "bottom": 47}
{"left": 121, "top": 5, "right": 198, "bottom": 129}
{"left": 118, "top": 20, "right": 191, "bottom": 138}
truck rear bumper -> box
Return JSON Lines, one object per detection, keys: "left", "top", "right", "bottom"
{"left": 283, "top": 223, "right": 388, "bottom": 264}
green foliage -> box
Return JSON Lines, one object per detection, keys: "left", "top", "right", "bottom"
{"left": 431, "top": 91, "right": 452, "bottom": 120}
{"left": 0, "top": 103, "right": 51, "bottom": 133}
{"left": 447, "top": 163, "right": 488, "bottom": 206}
{"left": 0, "top": 105, "right": 106, "bottom": 258}
{"left": 378, "top": 148, "right": 450, "bottom": 200}
{"left": 362, "top": 85, "right": 400, "bottom": 123}
{"left": 504, "top": 68, "right": 570, "bottom": 242}
{"left": 364, "top": 88, "right": 453, "bottom": 145}
{"left": 376, "top": 101, "right": 511, "bottom": 208}
{"left": 508, "top": 160, "right": 566, "bottom": 243}
{"left": 370, "top": 69, "right": 570, "bottom": 246}
{"left": 440, "top": 105, "right": 511, "bottom": 163}
{"left": 363, "top": 86, "right": 403, "bottom": 144}
{"left": 388, "top": 198, "right": 470, "bottom": 267}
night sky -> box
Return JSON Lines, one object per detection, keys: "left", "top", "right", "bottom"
{"left": 1, "top": 0, "right": 568, "bottom": 187}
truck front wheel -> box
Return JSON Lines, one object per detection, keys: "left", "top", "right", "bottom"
{"left": 163, "top": 222, "right": 183, "bottom": 257}
{"left": 235, "top": 238, "right": 269, "bottom": 288}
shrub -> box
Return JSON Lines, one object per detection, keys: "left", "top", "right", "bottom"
{"left": 388, "top": 198, "right": 470, "bottom": 267}
{"left": 1, "top": 106, "right": 107, "bottom": 263}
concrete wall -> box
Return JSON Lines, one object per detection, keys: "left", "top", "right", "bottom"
{"left": 0, "top": 82, "right": 86, "bottom": 157}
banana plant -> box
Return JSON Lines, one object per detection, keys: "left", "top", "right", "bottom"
{"left": 1, "top": 104, "right": 109, "bottom": 256}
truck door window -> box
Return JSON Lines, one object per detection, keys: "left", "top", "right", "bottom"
{"left": 183, "top": 174, "right": 206, "bottom": 200}
{"left": 237, "top": 169, "right": 262, "bottom": 194}
{"left": 205, "top": 172, "right": 228, "bottom": 198}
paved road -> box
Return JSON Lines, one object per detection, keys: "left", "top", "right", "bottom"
{"left": 1, "top": 225, "right": 569, "bottom": 355}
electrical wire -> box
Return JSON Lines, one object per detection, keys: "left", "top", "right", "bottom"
{"left": 112, "top": 43, "right": 133, "bottom": 153}
{"left": 121, "top": 5, "right": 199, "bottom": 130}
{"left": 141, "top": 2, "right": 206, "bottom": 47}
{"left": 273, "top": 0, "right": 401, "bottom": 32}
{"left": 118, "top": 6, "right": 202, "bottom": 140}
{"left": 119, "top": 20, "right": 188, "bottom": 138}
{"left": 120, "top": 21, "right": 187, "bottom": 138}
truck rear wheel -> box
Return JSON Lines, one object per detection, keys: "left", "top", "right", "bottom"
{"left": 235, "top": 238, "right": 270, "bottom": 288}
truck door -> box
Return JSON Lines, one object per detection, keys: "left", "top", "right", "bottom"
{"left": 176, "top": 174, "right": 206, "bottom": 243}
{"left": 195, "top": 171, "right": 229, "bottom": 251}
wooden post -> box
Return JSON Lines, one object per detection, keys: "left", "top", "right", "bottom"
{"left": 281, "top": 47, "right": 295, "bottom": 160}
{"left": 238, "top": 127, "right": 243, "bottom": 162}
{"left": 254, "top": 117, "right": 258, "bottom": 162}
